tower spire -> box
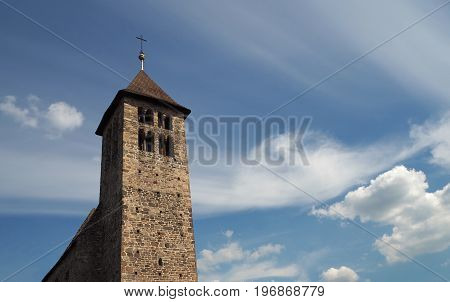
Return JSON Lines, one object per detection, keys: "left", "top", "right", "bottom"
{"left": 136, "top": 35, "right": 147, "bottom": 71}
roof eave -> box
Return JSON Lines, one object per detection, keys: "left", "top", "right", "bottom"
{"left": 95, "top": 90, "right": 191, "bottom": 136}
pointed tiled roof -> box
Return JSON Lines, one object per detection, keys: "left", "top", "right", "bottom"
{"left": 95, "top": 70, "right": 190, "bottom": 136}
{"left": 125, "top": 70, "right": 180, "bottom": 106}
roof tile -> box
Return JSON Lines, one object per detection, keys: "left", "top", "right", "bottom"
{"left": 126, "top": 70, "right": 180, "bottom": 106}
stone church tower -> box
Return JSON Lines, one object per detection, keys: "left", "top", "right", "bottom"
{"left": 43, "top": 52, "right": 197, "bottom": 281}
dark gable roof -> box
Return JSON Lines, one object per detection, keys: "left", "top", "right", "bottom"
{"left": 127, "top": 70, "right": 180, "bottom": 106}
{"left": 42, "top": 208, "right": 97, "bottom": 281}
{"left": 95, "top": 70, "right": 191, "bottom": 136}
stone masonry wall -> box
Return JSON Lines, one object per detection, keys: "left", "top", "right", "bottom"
{"left": 97, "top": 103, "right": 124, "bottom": 281}
{"left": 120, "top": 97, "right": 197, "bottom": 281}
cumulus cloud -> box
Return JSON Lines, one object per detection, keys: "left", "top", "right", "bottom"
{"left": 0, "top": 95, "right": 83, "bottom": 138}
{"left": 45, "top": 101, "right": 84, "bottom": 138}
{"left": 224, "top": 229, "right": 234, "bottom": 238}
{"left": 198, "top": 242, "right": 246, "bottom": 273}
{"left": 26, "top": 94, "right": 41, "bottom": 103}
{"left": 0, "top": 95, "right": 38, "bottom": 128}
{"left": 321, "top": 266, "right": 359, "bottom": 282}
{"left": 312, "top": 166, "right": 450, "bottom": 263}
{"left": 46, "top": 102, "right": 84, "bottom": 132}
{"left": 197, "top": 231, "right": 298, "bottom": 281}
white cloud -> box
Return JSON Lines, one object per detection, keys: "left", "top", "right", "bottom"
{"left": 192, "top": 130, "right": 417, "bottom": 215}
{"left": 0, "top": 95, "right": 38, "bottom": 128}
{"left": 46, "top": 101, "right": 84, "bottom": 132}
{"left": 198, "top": 242, "right": 246, "bottom": 273}
{"left": 0, "top": 95, "right": 83, "bottom": 138}
{"left": 26, "top": 94, "right": 41, "bottom": 103}
{"left": 321, "top": 266, "right": 359, "bottom": 282}
{"left": 197, "top": 234, "right": 298, "bottom": 281}
{"left": 313, "top": 166, "right": 450, "bottom": 263}
{"left": 410, "top": 112, "right": 450, "bottom": 169}
{"left": 224, "top": 230, "right": 234, "bottom": 238}
{"left": 192, "top": 111, "right": 450, "bottom": 215}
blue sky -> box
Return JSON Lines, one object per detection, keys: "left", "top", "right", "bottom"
{"left": 0, "top": 0, "right": 449, "bottom": 281}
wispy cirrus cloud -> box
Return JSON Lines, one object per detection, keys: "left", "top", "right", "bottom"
{"left": 0, "top": 148, "right": 99, "bottom": 204}
{"left": 192, "top": 111, "right": 450, "bottom": 215}
{"left": 410, "top": 112, "right": 450, "bottom": 169}
{"left": 160, "top": 0, "right": 450, "bottom": 106}
{"left": 313, "top": 0, "right": 450, "bottom": 104}
{"left": 192, "top": 131, "right": 411, "bottom": 214}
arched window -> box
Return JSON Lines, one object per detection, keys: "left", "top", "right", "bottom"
{"left": 159, "top": 134, "right": 165, "bottom": 155}
{"left": 165, "top": 136, "right": 174, "bottom": 157}
{"left": 158, "top": 112, "right": 163, "bottom": 128}
{"left": 145, "top": 109, "right": 153, "bottom": 125}
{"left": 164, "top": 116, "right": 172, "bottom": 130}
{"left": 145, "top": 131, "right": 154, "bottom": 152}
{"left": 138, "top": 129, "right": 145, "bottom": 151}
{"left": 138, "top": 107, "right": 145, "bottom": 123}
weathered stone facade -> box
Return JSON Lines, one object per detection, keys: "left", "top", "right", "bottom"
{"left": 43, "top": 70, "right": 197, "bottom": 282}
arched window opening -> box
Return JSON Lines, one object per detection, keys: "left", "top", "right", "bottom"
{"left": 164, "top": 116, "right": 172, "bottom": 130}
{"left": 158, "top": 112, "right": 164, "bottom": 128}
{"left": 159, "top": 134, "right": 165, "bottom": 155}
{"left": 146, "top": 131, "right": 154, "bottom": 152}
{"left": 165, "top": 136, "right": 174, "bottom": 157}
{"left": 138, "top": 107, "right": 145, "bottom": 123}
{"left": 145, "top": 109, "right": 153, "bottom": 125}
{"left": 138, "top": 129, "right": 145, "bottom": 151}
{"left": 158, "top": 258, "right": 163, "bottom": 266}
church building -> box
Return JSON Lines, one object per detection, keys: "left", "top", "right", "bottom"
{"left": 43, "top": 44, "right": 198, "bottom": 282}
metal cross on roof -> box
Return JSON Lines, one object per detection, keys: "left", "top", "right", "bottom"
{"left": 136, "top": 35, "right": 147, "bottom": 52}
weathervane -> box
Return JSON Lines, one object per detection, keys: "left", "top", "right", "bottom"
{"left": 136, "top": 35, "right": 147, "bottom": 71}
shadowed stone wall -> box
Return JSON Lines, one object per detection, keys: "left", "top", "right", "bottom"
{"left": 43, "top": 106, "right": 124, "bottom": 282}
